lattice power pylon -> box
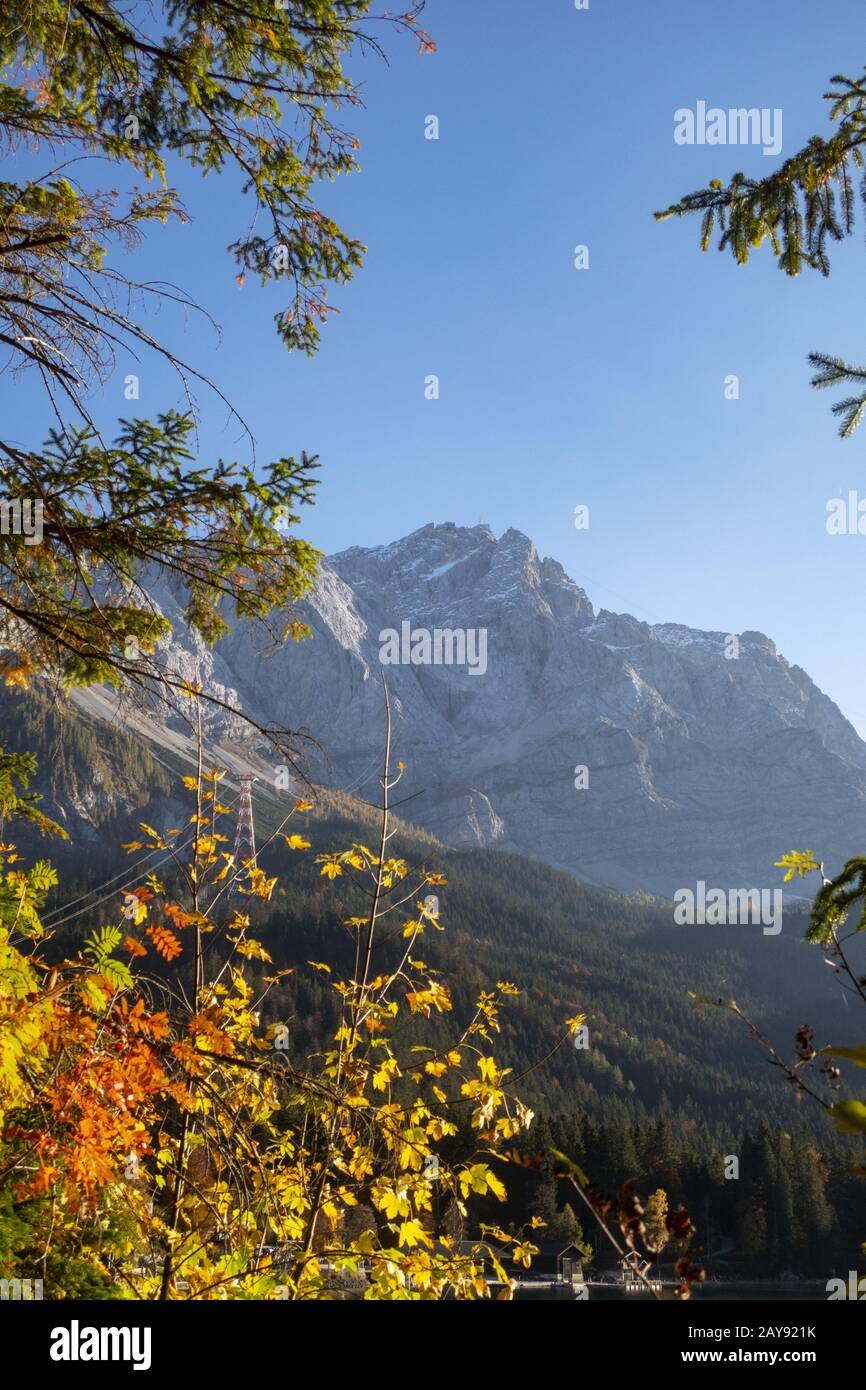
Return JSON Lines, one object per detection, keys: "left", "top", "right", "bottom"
{"left": 230, "top": 774, "right": 258, "bottom": 894}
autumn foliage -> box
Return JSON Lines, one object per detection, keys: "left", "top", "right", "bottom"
{"left": 0, "top": 745, "right": 575, "bottom": 1299}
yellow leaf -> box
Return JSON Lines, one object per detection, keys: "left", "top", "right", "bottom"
{"left": 372, "top": 1057, "right": 400, "bottom": 1092}
{"left": 486, "top": 1170, "right": 507, "bottom": 1201}
{"left": 0, "top": 655, "right": 32, "bottom": 689}
{"left": 79, "top": 975, "right": 107, "bottom": 1011}
{"left": 398, "top": 1220, "right": 433, "bottom": 1249}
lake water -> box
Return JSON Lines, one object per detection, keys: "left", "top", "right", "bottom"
{"left": 518, "top": 1281, "right": 829, "bottom": 1302}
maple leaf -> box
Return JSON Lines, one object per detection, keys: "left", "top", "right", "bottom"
{"left": 398, "top": 1219, "right": 433, "bottom": 1249}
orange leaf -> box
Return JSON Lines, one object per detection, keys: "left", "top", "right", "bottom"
{"left": 146, "top": 924, "right": 182, "bottom": 961}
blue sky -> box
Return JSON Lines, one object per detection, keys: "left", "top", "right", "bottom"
{"left": 6, "top": 0, "right": 866, "bottom": 731}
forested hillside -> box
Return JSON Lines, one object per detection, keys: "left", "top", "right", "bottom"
{"left": 15, "top": 681, "right": 848, "bottom": 1140}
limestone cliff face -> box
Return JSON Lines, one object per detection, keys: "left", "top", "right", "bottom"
{"left": 114, "top": 522, "right": 866, "bottom": 896}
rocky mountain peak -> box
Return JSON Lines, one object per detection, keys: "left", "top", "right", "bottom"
{"left": 74, "top": 523, "right": 866, "bottom": 899}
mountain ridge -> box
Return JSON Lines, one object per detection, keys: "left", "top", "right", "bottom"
{"left": 63, "top": 520, "right": 866, "bottom": 897}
